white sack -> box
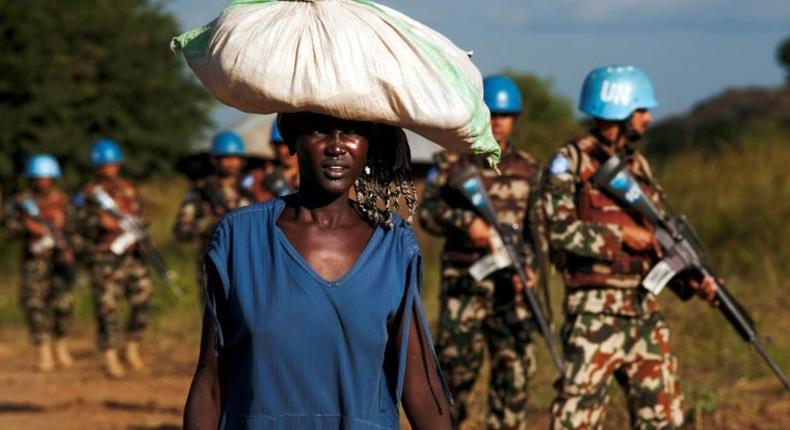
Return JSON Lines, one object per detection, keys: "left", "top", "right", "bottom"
{"left": 172, "top": 0, "right": 499, "bottom": 163}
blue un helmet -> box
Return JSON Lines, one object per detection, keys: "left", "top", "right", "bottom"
{"left": 270, "top": 121, "right": 284, "bottom": 144}
{"left": 25, "top": 154, "right": 62, "bottom": 179}
{"left": 483, "top": 75, "right": 523, "bottom": 114}
{"left": 90, "top": 139, "right": 124, "bottom": 166}
{"left": 210, "top": 130, "right": 246, "bottom": 157}
{"left": 579, "top": 65, "right": 658, "bottom": 121}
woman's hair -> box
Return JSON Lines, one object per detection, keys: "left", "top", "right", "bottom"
{"left": 278, "top": 112, "right": 417, "bottom": 229}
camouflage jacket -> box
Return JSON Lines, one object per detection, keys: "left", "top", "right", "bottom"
{"left": 3, "top": 189, "right": 75, "bottom": 260}
{"left": 244, "top": 162, "right": 299, "bottom": 202}
{"left": 173, "top": 174, "right": 255, "bottom": 246}
{"left": 543, "top": 133, "right": 671, "bottom": 316}
{"left": 418, "top": 144, "right": 542, "bottom": 270}
{"left": 75, "top": 177, "right": 148, "bottom": 255}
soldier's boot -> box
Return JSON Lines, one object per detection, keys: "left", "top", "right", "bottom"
{"left": 103, "top": 349, "right": 126, "bottom": 378}
{"left": 54, "top": 338, "right": 74, "bottom": 368}
{"left": 124, "top": 341, "right": 144, "bottom": 371}
{"left": 37, "top": 337, "right": 55, "bottom": 372}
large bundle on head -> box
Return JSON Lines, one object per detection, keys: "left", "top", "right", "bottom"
{"left": 171, "top": 0, "right": 499, "bottom": 164}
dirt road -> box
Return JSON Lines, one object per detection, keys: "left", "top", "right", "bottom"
{"left": 0, "top": 328, "right": 193, "bottom": 430}
{"left": 0, "top": 327, "right": 787, "bottom": 429}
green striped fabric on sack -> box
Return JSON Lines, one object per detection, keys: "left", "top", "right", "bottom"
{"left": 171, "top": 0, "right": 500, "bottom": 165}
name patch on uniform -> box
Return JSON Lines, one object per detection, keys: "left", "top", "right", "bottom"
{"left": 549, "top": 154, "right": 570, "bottom": 175}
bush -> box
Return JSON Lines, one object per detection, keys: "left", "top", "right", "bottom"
{"left": 0, "top": 0, "right": 213, "bottom": 189}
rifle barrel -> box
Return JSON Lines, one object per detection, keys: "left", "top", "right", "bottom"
{"left": 751, "top": 337, "right": 790, "bottom": 391}
{"left": 505, "top": 243, "right": 564, "bottom": 374}
{"left": 708, "top": 269, "right": 790, "bottom": 391}
{"left": 141, "top": 241, "right": 185, "bottom": 298}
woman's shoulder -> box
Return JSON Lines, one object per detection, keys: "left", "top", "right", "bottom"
{"left": 382, "top": 213, "right": 420, "bottom": 257}
{"left": 209, "top": 199, "right": 284, "bottom": 245}
{"left": 216, "top": 199, "right": 283, "bottom": 229}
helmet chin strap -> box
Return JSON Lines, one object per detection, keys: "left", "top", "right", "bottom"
{"left": 592, "top": 112, "right": 643, "bottom": 153}
{"left": 620, "top": 114, "right": 643, "bottom": 143}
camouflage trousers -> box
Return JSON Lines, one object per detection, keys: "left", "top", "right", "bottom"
{"left": 19, "top": 257, "right": 75, "bottom": 345}
{"left": 89, "top": 252, "right": 154, "bottom": 350}
{"left": 436, "top": 266, "right": 536, "bottom": 430}
{"left": 551, "top": 312, "right": 684, "bottom": 430}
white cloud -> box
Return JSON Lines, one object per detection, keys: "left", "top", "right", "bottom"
{"left": 473, "top": 0, "right": 790, "bottom": 30}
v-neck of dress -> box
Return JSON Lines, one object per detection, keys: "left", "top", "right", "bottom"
{"left": 272, "top": 199, "right": 383, "bottom": 288}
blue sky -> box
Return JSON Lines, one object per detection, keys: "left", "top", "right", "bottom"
{"left": 165, "top": 0, "right": 789, "bottom": 125}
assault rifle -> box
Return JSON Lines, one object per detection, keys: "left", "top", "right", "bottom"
{"left": 591, "top": 155, "right": 790, "bottom": 391}
{"left": 91, "top": 187, "right": 184, "bottom": 299}
{"left": 450, "top": 164, "right": 564, "bottom": 373}
{"left": 17, "top": 198, "right": 76, "bottom": 283}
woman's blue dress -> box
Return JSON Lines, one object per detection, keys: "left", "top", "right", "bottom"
{"left": 204, "top": 199, "right": 446, "bottom": 429}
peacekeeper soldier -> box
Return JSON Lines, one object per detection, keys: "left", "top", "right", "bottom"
{"left": 76, "top": 139, "right": 154, "bottom": 378}
{"left": 244, "top": 122, "right": 300, "bottom": 201}
{"left": 545, "top": 66, "right": 717, "bottom": 430}
{"left": 419, "top": 75, "right": 542, "bottom": 430}
{"left": 173, "top": 131, "right": 256, "bottom": 288}
{"left": 2, "top": 155, "right": 76, "bottom": 371}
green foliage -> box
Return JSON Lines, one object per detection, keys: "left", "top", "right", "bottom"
{"left": 778, "top": 36, "right": 790, "bottom": 82}
{"left": 0, "top": 0, "right": 213, "bottom": 188}
{"left": 504, "top": 72, "right": 585, "bottom": 160}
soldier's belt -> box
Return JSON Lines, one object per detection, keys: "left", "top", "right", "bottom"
{"left": 563, "top": 272, "right": 643, "bottom": 289}
{"left": 441, "top": 250, "right": 485, "bottom": 265}
{"left": 564, "top": 253, "right": 648, "bottom": 274}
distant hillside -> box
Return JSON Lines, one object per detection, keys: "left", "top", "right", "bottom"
{"left": 645, "top": 85, "right": 790, "bottom": 159}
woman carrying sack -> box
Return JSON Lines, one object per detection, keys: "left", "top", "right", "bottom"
{"left": 175, "top": 2, "right": 500, "bottom": 428}
{"left": 184, "top": 113, "right": 452, "bottom": 429}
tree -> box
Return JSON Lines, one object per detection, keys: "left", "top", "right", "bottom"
{"left": 778, "top": 36, "right": 790, "bottom": 83}
{"left": 0, "top": 0, "right": 213, "bottom": 188}
{"left": 505, "top": 72, "right": 584, "bottom": 160}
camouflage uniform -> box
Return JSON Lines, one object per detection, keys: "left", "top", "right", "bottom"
{"left": 244, "top": 162, "right": 299, "bottom": 203}
{"left": 173, "top": 174, "right": 256, "bottom": 291}
{"left": 77, "top": 178, "right": 154, "bottom": 350}
{"left": 544, "top": 134, "right": 685, "bottom": 430}
{"left": 3, "top": 190, "right": 75, "bottom": 345}
{"left": 173, "top": 174, "right": 255, "bottom": 246}
{"left": 419, "top": 144, "right": 542, "bottom": 430}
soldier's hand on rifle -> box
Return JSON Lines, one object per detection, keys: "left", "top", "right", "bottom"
{"left": 621, "top": 225, "right": 655, "bottom": 252}
{"left": 22, "top": 216, "right": 48, "bottom": 237}
{"left": 511, "top": 267, "right": 537, "bottom": 295}
{"left": 689, "top": 275, "right": 720, "bottom": 306}
{"left": 98, "top": 211, "right": 121, "bottom": 232}
{"left": 468, "top": 217, "right": 493, "bottom": 250}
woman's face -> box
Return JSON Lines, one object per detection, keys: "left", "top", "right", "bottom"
{"left": 295, "top": 116, "right": 371, "bottom": 196}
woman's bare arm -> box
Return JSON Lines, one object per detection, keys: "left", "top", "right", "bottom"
{"left": 184, "top": 264, "right": 227, "bottom": 429}
{"left": 401, "top": 305, "right": 452, "bottom": 430}
{"left": 184, "top": 308, "right": 224, "bottom": 429}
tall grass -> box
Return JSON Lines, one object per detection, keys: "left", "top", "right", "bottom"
{"left": 651, "top": 132, "right": 790, "bottom": 395}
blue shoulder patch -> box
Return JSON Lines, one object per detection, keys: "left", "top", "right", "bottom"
{"left": 549, "top": 154, "right": 570, "bottom": 175}
{"left": 425, "top": 167, "right": 439, "bottom": 185}
{"left": 241, "top": 174, "right": 255, "bottom": 189}
{"left": 72, "top": 192, "right": 86, "bottom": 208}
